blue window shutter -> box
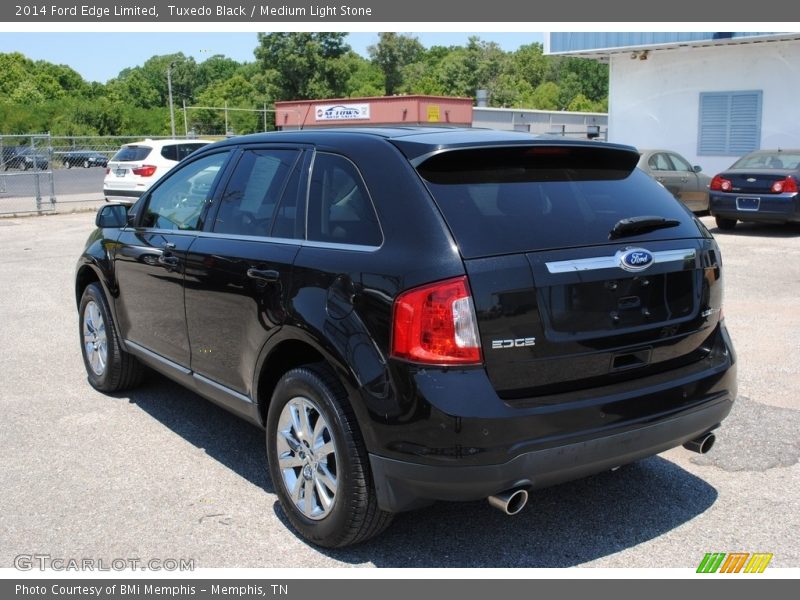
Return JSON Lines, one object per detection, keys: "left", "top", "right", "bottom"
{"left": 698, "top": 91, "right": 762, "bottom": 156}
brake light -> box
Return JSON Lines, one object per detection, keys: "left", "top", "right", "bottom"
{"left": 392, "top": 276, "right": 482, "bottom": 365}
{"left": 132, "top": 165, "right": 157, "bottom": 177}
{"left": 771, "top": 177, "right": 798, "bottom": 194}
{"left": 710, "top": 175, "right": 732, "bottom": 192}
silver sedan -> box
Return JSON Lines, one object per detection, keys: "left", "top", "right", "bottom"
{"left": 637, "top": 149, "right": 711, "bottom": 213}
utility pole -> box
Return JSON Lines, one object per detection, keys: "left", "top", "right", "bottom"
{"left": 167, "top": 62, "right": 176, "bottom": 138}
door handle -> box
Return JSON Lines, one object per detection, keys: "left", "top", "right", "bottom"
{"left": 158, "top": 241, "right": 178, "bottom": 268}
{"left": 247, "top": 268, "right": 280, "bottom": 282}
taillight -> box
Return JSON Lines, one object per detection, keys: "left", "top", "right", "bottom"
{"left": 710, "top": 175, "right": 732, "bottom": 191}
{"left": 770, "top": 177, "right": 798, "bottom": 194}
{"left": 391, "top": 276, "right": 482, "bottom": 365}
{"left": 132, "top": 165, "right": 157, "bottom": 177}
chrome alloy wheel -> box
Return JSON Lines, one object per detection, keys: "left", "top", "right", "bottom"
{"left": 276, "top": 396, "right": 338, "bottom": 520}
{"left": 82, "top": 301, "right": 108, "bottom": 376}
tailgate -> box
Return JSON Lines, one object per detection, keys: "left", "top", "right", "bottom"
{"left": 465, "top": 239, "right": 723, "bottom": 398}
{"left": 414, "top": 142, "right": 723, "bottom": 399}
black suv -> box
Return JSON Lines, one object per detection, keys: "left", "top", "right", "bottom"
{"left": 75, "top": 128, "right": 736, "bottom": 547}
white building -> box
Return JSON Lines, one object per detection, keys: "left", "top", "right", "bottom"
{"left": 546, "top": 33, "right": 800, "bottom": 174}
{"left": 472, "top": 107, "right": 607, "bottom": 139}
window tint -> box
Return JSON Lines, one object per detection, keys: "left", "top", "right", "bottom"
{"left": 160, "top": 145, "right": 178, "bottom": 161}
{"left": 418, "top": 146, "right": 699, "bottom": 258}
{"left": 158, "top": 143, "right": 208, "bottom": 162}
{"left": 668, "top": 153, "right": 693, "bottom": 172}
{"left": 269, "top": 156, "right": 305, "bottom": 240}
{"left": 648, "top": 153, "right": 672, "bottom": 171}
{"left": 307, "top": 153, "right": 382, "bottom": 247}
{"left": 112, "top": 146, "right": 151, "bottom": 162}
{"left": 213, "top": 149, "right": 300, "bottom": 236}
{"left": 141, "top": 152, "right": 229, "bottom": 230}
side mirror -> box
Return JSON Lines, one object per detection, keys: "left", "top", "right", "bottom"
{"left": 95, "top": 204, "right": 128, "bottom": 228}
{"left": 693, "top": 165, "right": 702, "bottom": 173}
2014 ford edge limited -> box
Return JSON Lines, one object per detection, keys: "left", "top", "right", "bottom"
{"left": 75, "top": 128, "right": 736, "bottom": 547}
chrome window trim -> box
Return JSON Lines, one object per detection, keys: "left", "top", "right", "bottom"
{"left": 546, "top": 248, "right": 696, "bottom": 274}
{"left": 118, "top": 228, "right": 381, "bottom": 253}
{"left": 189, "top": 230, "right": 381, "bottom": 253}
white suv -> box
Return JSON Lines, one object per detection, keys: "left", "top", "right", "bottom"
{"left": 103, "top": 139, "right": 212, "bottom": 204}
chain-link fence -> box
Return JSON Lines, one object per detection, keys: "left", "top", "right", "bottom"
{"left": 0, "top": 134, "right": 56, "bottom": 213}
{"left": 0, "top": 133, "right": 213, "bottom": 215}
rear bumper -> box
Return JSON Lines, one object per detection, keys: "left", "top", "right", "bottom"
{"left": 366, "top": 324, "right": 737, "bottom": 512}
{"left": 370, "top": 395, "right": 732, "bottom": 512}
{"left": 104, "top": 188, "right": 142, "bottom": 203}
{"left": 710, "top": 191, "right": 800, "bottom": 223}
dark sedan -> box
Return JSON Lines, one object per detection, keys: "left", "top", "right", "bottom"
{"left": 62, "top": 150, "right": 109, "bottom": 169}
{"left": 709, "top": 149, "right": 800, "bottom": 230}
{"left": 3, "top": 147, "right": 49, "bottom": 171}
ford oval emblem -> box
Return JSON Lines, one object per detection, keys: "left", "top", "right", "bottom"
{"left": 617, "top": 248, "right": 654, "bottom": 272}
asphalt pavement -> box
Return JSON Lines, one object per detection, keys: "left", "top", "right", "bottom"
{"left": 0, "top": 213, "right": 797, "bottom": 569}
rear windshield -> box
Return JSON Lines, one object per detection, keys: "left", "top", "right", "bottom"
{"left": 112, "top": 146, "right": 151, "bottom": 162}
{"left": 161, "top": 142, "right": 208, "bottom": 162}
{"left": 417, "top": 146, "right": 701, "bottom": 258}
{"left": 731, "top": 153, "right": 800, "bottom": 170}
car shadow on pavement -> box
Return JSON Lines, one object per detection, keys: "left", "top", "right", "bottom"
{"left": 711, "top": 222, "right": 800, "bottom": 237}
{"left": 117, "top": 372, "right": 274, "bottom": 494}
{"left": 317, "top": 457, "right": 718, "bottom": 567}
{"left": 119, "top": 372, "right": 717, "bottom": 568}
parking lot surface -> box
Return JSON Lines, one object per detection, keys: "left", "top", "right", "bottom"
{"left": 0, "top": 213, "right": 798, "bottom": 569}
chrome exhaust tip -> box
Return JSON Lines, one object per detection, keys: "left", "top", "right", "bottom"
{"left": 488, "top": 488, "right": 529, "bottom": 515}
{"left": 683, "top": 432, "right": 716, "bottom": 454}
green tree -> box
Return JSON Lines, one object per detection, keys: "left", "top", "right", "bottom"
{"left": 530, "top": 82, "right": 560, "bottom": 110}
{"left": 195, "top": 74, "right": 264, "bottom": 134}
{"left": 196, "top": 55, "right": 242, "bottom": 94}
{"left": 508, "top": 43, "right": 548, "bottom": 89}
{"left": 254, "top": 33, "right": 351, "bottom": 100}
{"left": 368, "top": 33, "right": 424, "bottom": 96}
{"left": 344, "top": 53, "right": 384, "bottom": 98}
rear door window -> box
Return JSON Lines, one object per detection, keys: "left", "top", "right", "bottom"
{"left": 418, "top": 145, "right": 700, "bottom": 258}
{"left": 160, "top": 145, "right": 178, "bottom": 161}
{"left": 307, "top": 153, "right": 382, "bottom": 247}
{"left": 212, "top": 148, "right": 300, "bottom": 237}
{"left": 165, "top": 143, "right": 209, "bottom": 162}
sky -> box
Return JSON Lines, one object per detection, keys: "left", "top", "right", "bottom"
{"left": 0, "top": 32, "right": 543, "bottom": 83}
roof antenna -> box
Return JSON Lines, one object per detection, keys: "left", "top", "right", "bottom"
{"left": 300, "top": 104, "right": 312, "bottom": 131}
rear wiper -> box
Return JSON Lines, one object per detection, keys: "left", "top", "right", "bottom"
{"left": 609, "top": 215, "right": 681, "bottom": 240}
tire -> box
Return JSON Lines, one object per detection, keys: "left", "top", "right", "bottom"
{"left": 63, "top": 160, "right": 71, "bottom": 169}
{"left": 79, "top": 282, "right": 144, "bottom": 392}
{"left": 715, "top": 216, "right": 737, "bottom": 231}
{"left": 83, "top": 160, "right": 90, "bottom": 168}
{"left": 266, "top": 364, "right": 393, "bottom": 547}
